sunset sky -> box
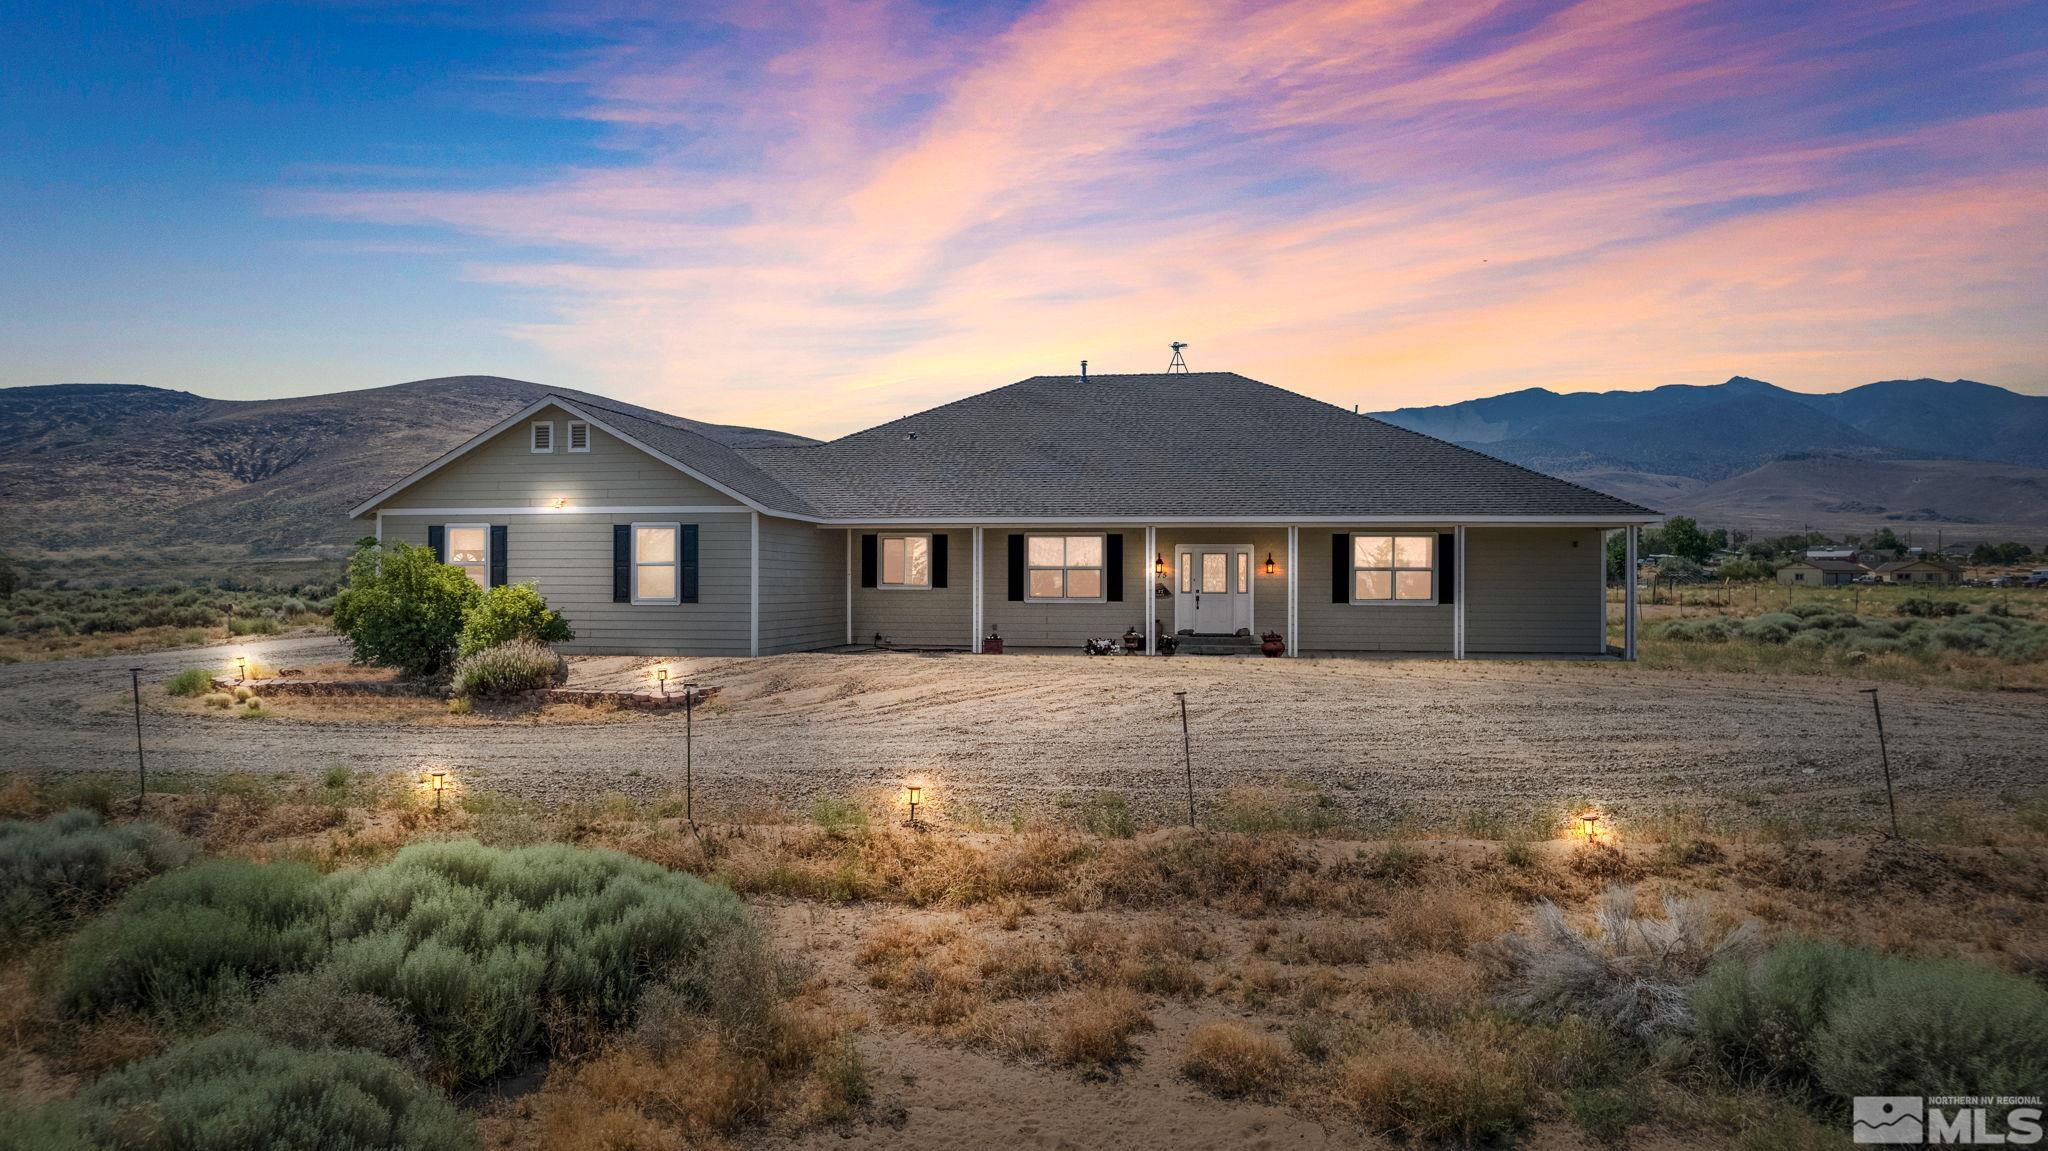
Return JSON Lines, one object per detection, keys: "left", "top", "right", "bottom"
{"left": 5, "top": 0, "right": 2044, "bottom": 436}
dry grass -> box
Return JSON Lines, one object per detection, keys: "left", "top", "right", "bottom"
{"left": 1047, "top": 985, "right": 1151, "bottom": 1072}
{"left": 1181, "top": 1023, "right": 1293, "bottom": 1099}
{"left": 1335, "top": 1021, "right": 1533, "bottom": 1143}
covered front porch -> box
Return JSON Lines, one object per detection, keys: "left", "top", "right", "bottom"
{"left": 841, "top": 522, "right": 1645, "bottom": 660}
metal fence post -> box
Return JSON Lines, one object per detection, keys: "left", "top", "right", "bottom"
{"left": 1175, "top": 690, "right": 1194, "bottom": 829}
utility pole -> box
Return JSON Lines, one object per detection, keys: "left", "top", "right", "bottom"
{"left": 1860, "top": 688, "right": 1900, "bottom": 838}
{"left": 1174, "top": 691, "right": 1195, "bottom": 829}
{"left": 129, "top": 667, "right": 147, "bottom": 805}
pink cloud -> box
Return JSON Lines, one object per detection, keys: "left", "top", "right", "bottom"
{"left": 278, "top": 0, "right": 2048, "bottom": 434}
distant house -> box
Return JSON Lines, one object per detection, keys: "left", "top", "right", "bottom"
{"left": 1872, "top": 558, "right": 1958, "bottom": 585}
{"left": 1776, "top": 559, "right": 1864, "bottom": 587}
{"left": 1804, "top": 546, "right": 1860, "bottom": 562}
{"left": 349, "top": 371, "right": 1660, "bottom": 659}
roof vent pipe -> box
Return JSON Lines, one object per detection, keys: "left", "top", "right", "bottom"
{"left": 1081, "top": 360, "right": 1088, "bottom": 381}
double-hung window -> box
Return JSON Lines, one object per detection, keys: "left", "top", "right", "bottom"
{"left": 633, "top": 522, "right": 680, "bottom": 604}
{"left": 1026, "top": 534, "right": 1104, "bottom": 601}
{"left": 1352, "top": 534, "right": 1435, "bottom": 603}
{"left": 878, "top": 534, "right": 931, "bottom": 589}
{"left": 446, "top": 524, "right": 490, "bottom": 588}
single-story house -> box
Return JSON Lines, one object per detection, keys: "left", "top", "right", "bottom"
{"left": 351, "top": 371, "right": 1660, "bottom": 659}
{"left": 1871, "top": 558, "right": 1957, "bottom": 585}
{"left": 1776, "top": 558, "right": 1865, "bottom": 587}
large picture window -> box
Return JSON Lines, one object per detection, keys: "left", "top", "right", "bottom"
{"left": 1026, "top": 534, "right": 1105, "bottom": 601}
{"left": 633, "top": 522, "right": 680, "bottom": 604}
{"left": 1352, "top": 534, "right": 1435, "bottom": 603}
{"left": 445, "top": 524, "right": 489, "bottom": 588}
{"left": 879, "top": 534, "right": 931, "bottom": 589}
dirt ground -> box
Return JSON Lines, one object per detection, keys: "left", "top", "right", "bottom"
{"left": 6, "top": 636, "right": 2044, "bottom": 829}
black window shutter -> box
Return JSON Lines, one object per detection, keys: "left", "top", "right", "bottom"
{"left": 860, "top": 534, "right": 878, "bottom": 588}
{"left": 1105, "top": 534, "right": 1124, "bottom": 601}
{"left": 931, "top": 534, "right": 948, "bottom": 588}
{"left": 680, "top": 524, "right": 699, "bottom": 604}
{"left": 1331, "top": 534, "right": 1350, "bottom": 603}
{"left": 1007, "top": 534, "right": 1025, "bottom": 601}
{"left": 489, "top": 525, "right": 508, "bottom": 587}
{"left": 428, "top": 525, "right": 446, "bottom": 563}
{"left": 1437, "top": 532, "right": 1456, "bottom": 606}
{"left": 612, "top": 525, "right": 631, "bottom": 602}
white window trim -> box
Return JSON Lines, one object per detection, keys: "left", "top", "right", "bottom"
{"left": 1349, "top": 533, "right": 1439, "bottom": 607}
{"left": 877, "top": 532, "right": 933, "bottom": 591}
{"left": 565, "top": 420, "right": 590, "bottom": 452}
{"left": 1025, "top": 532, "right": 1109, "bottom": 603}
{"left": 445, "top": 522, "right": 490, "bottom": 588}
{"left": 631, "top": 520, "right": 682, "bottom": 606}
{"left": 530, "top": 420, "right": 555, "bottom": 453}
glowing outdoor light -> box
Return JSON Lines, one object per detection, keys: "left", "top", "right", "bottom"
{"left": 905, "top": 784, "right": 923, "bottom": 829}
{"left": 1577, "top": 810, "right": 1602, "bottom": 844}
{"left": 552, "top": 496, "right": 568, "bottom": 509}
{"left": 1263, "top": 551, "right": 1277, "bottom": 576}
{"left": 430, "top": 770, "right": 448, "bottom": 812}
{"left": 1154, "top": 552, "right": 1166, "bottom": 576}
{"left": 655, "top": 665, "right": 669, "bottom": 694}
{"left": 234, "top": 654, "right": 248, "bottom": 682}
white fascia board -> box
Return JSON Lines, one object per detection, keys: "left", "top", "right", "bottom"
{"left": 378, "top": 505, "right": 752, "bottom": 516}
{"left": 815, "top": 514, "right": 1661, "bottom": 527}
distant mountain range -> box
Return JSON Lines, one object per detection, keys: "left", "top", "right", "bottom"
{"left": 1374, "top": 377, "right": 2048, "bottom": 543}
{"left": 1, "top": 373, "right": 2041, "bottom": 584}
{"left": 0, "top": 376, "right": 809, "bottom": 583}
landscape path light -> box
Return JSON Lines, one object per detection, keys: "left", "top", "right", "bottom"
{"left": 430, "top": 770, "right": 447, "bottom": 813}
{"left": 655, "top": 665, "right": 669, "bottom": 695}
{"left": 1577, "top": 810, "right": 1601, "bottom": 844}
{"left": 235, "top": 654, "right": 248, "bottom": 682}
{"left": 905, "top": 784, "right": 922, "bottom": 829}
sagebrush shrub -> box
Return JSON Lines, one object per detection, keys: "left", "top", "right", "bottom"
{"left": 0, "top": 810, "right": 194, "bottom": 944}
{"left": 0, "top": 1030, "right": 472, "bottom": 1151}
{"left": 1500, "top": 885, "right": 1756, "bottom": 1041}
{"left": 55, "top": 840, "right": 749, "bottom": 1085}
{"left": 450, "top": 638, "right": 562, "bottom": 698}
{"left": 455, "top": 582, "right": 572, "bottom": 659}
{"left": 1694, "top": 938, "right": 2048, "bottom": 1102}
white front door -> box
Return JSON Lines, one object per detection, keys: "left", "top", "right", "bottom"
{"left": 1174, "top": 545, "right": 1253, "bottom": 634}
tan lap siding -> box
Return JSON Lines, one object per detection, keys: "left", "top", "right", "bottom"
{"left": 1464, "top": 526, "right": 1604, "bottom": 655}
{"left": 758, "top": 518, "right": 846, "bottom": 654}
{"left": 984, "top": 527, "right": 1151, "bottom": 648}
{"left": 1296, "top": 529, "right": 1453, "bottom": 653}
{"left": 851, "top": 529, "right": 972, "bottom": 648}
{"left": 387, "top": 403, "right": 744, "bottom": 509}
{"left": 381, "top": 512, "right": 753, "bottom": 656}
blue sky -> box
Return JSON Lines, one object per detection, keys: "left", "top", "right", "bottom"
{"left": 3, "top": 0, "right": 2043, "bottom": 436}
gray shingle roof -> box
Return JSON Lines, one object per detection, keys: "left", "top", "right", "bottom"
{"left": 736, "top": 372, "right": 1657, "bottom": 520}
{"left": 547, "top": 390, "right": 825, "bottom": 516}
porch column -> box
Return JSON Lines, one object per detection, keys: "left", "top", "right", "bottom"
{"left": 971, "top": 527, "right": 984, "bottom": 653}
{"left": 749, "top": 511, "right": 760, "bottom": 657}
{"left": 1624, "top": 524, "right": 1639, "bottom": 660}
{"left": 1144, "top": 525, "right": 1157, "bottom": 654}
{"left": 844, "top": 528, "right": 853, "bottom": 646}
{"left": 1453, "top": 524, "right": 1466, "bottom": 659}
{"left": 1285, "top": 526, "right": 1299, "bottom": 657}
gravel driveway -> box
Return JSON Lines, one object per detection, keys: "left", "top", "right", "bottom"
{"left": 5, "top": 636, "right": 2044, "bottom": 828}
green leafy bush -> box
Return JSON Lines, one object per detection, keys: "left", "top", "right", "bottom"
{"left": 331, "top": 542, "right": 480, "bottom": 676}
{"left": 455, "top": 583, "right": 572, "bottom": 659}
{"left": 164, "top": 668, "right": 214, "bottom": 697}
{"left": 449, "top": 638, "right": 562, "bottom": 698}
{"left": 1694, "top": 938, "right": 2048, "bottom": 1102}
{"left": 0, "top": 1030, "right": 473, "bottom": 1151}
{"left": 0, "top": 810, "right": 194, "bottom": 945}
{"left": 55, "top": 841, "right": 748, "bottom": 1085}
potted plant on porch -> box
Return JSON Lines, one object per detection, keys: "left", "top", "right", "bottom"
{"left": 982, "top": 626, "right": 1004, "bottom": 654}
{"left": 1260, "top": 630, "right": 1286, "bottom": 658}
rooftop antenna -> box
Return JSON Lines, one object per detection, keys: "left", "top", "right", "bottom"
{"left": 1167, "top": 342, "right": 1189, "bottom": 373}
